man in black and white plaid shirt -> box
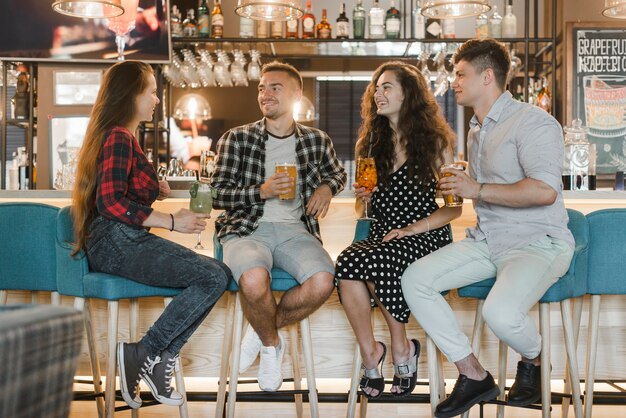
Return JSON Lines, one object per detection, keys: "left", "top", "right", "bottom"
{"left": 212, "top": 62, "right": 346, "bottom": 392}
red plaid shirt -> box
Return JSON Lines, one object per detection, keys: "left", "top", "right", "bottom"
{"left": 96, "top": 127, "right": 158, "bottom": 227}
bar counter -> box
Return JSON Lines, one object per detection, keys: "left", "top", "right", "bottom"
{"left": 1, "top": 190, "right": 625, "bottom": 381}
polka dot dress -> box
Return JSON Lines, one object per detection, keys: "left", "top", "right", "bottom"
{"left": 336, "top": 162, "right": 452, "bottom": 323}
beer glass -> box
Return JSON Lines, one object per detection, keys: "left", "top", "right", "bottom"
{"left": 275, "top": 163, "right": 297, "bottom": 200}
{"left": 356, "top": 157, "right": 378, "bottom": 221}
{"left": 440, "top": 161, "right": 467, "bottom": 207}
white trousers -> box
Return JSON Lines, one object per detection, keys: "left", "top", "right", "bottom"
{"left": 401, "top": 236, "right": 573, "bottom": 363}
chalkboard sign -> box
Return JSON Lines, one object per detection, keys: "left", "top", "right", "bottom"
{"left": 567, "top": 23, "right": 626, "bottom": 175}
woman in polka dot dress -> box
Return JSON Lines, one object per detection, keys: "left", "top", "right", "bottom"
{"left": 336, "top": 61, "right": 462, "bottom": 399}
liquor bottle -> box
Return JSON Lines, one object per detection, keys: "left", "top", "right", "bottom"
{"left": 239, "top": 16, "right": 255, "bottom": 38}
{"left": 512, "top": 84, "right": 524, "bottom": 101}
{"left": 286, "top": 17, "right": 299, "bottom": 38}
{"left": 336, "top": 3, "right": 350, "bottom": 39}
{"left": 256, "top": 20, "right": 269, "bottom": 38}
{"left": 302, "top": 0, "right": 316, "bottom": 39}
{"left": 475, "top": 12, "right": 488, "bottom": 39}
{"left": 412, "top": 0, "right": 425, "bottom": 39}
{"left": 369, "top": 0, "right": 385, "bottom": 39}
{"left": 488, "top": 5, "right": 502, "bottom": 38}
{"left": 537, "top": 77, "right": 552, "bottom": 113}
{"left": 171, "top": 5, "right": 184, "bottom": 37}
{"left": 425, "top": 15, "right": 441, "bottom": 39}
{"left": 271, "top": 20, "right": 284, "bottom": 38}
{"left": 353, "top": 0, "right": 366, "bottom": 39}
{"left": 317, "top": 8, "right": 332, "bottom": 39}
{"left": 442, "top": 18, "right": 455, "bottom": 38}
{"left": 197, "top": 0, "right": 210, "bottom": 37}
{"left": 385, "top": 0, "right": 401, "bottom": 39}
{"left": 183, "top": 9, "right": 197, "bottom": 37}
{"left": 502, "top": 0, "right": 517, "bottom": 38}
{"left": 211, "top": 0, "right": 224, "bottom": 39}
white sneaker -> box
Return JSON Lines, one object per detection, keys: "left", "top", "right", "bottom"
{"left": 239, "top": 324, "right": 263, "bottom": 373}
{"left": 258, "top": 334, "right": 285, "bottom": 392}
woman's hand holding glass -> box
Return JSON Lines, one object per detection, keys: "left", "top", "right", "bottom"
{"left": 171, "top": 208, "right": 210, "bottom": 234}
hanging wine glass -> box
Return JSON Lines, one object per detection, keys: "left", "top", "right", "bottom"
{"left": 197, "top": 49, "right": 217, "bottom": 87}
{"left": 231, "top": 50, "right": 249, "bottom": 87}
{"left": 214, "top": 50, "right": 233, "bottom": 87}
{"left": 107, "top": 0, "right": 139, "bottom": 61}
{"left": 247, "top": 49, "right": 262, "bottom": 81}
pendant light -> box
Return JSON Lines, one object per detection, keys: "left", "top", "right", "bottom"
{"left": 421, "top": 0, "right": 491, "bottom": 19}
{"left": 235, "top": 0, "right": 303, "bottom": 21}
{"left": 602, "top": 0, "right": 626, "bottom": 18}
{"left": 52, "top": 0, "right": 124, "bottom": 19}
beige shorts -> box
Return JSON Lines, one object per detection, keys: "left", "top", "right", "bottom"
{"left": 222, "top": 222, "right": 335, "bottom": 283}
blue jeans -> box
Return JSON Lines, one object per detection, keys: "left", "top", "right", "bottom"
{"left": 86, "top": 216, "right": 231, "bottom": 356}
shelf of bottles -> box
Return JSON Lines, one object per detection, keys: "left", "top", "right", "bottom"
{"left": 1, "top": 61, "right": 37, "bottom": 190}
{"left": 168, "top": 0, "right": 556, "bottom": 110}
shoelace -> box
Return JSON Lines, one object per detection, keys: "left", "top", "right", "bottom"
{"left": 142, "top": 355, "right": 162, "bottom": 375}
{"left": 163, "top": 356, "right": 178, "bottom": 393}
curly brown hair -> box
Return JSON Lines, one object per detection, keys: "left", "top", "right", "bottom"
{"left": 356, "top": 61, "right": 455, "bottom": 186}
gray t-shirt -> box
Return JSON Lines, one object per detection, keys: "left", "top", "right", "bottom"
{"left": 466, "top": 91, "right": 575, "bottom": 259}
{"left": 259, "top": 132, "right": 303, "bottom": 223}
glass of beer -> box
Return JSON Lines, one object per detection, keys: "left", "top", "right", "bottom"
{"left": 440, "top": 161, "right": 468, "bottom": 207}
{"left": 275, "top": 163, "right": 297, "bottom": 200}
{"left": 356, "top": 156, "right": 378, "bottom": 221}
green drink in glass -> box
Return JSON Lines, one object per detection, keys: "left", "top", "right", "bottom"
{"left": 189, "top": 180, "right": 215, "bottom": 249}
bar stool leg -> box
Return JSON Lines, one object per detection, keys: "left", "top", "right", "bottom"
{"left": 164, "top": 297, "right": 190, "bottom": 418}
{"left": 346, "top": 343, "right": 361, "bottom": 418}
{"left": 300, "top": 317, "right": 319, "bottom": 418}
{"left": 585, "top": 295, "right": 601, "bottom": 418}
{"left": 562, "top": 296, "right": 583, "bottom": 418}
{"left": 0, "top": 290, "right": 6, "bottom": 305}
{"left": 130, "top": 299, "right": 140, "bottom": 418}
{"left": 437, "top": 348, "right": 446, "bottom": 402}
{"left": 561, "top": 299, "right": 583, "bottom": 418}
{"left": 539, "top": 303, "right": 551, "bottom": 418}
{"left": 290, "top": 324, "right": 303, "bottom": 418}
{"left": 75, "top": 298, "right": 105, "bottom": 418}
{"left": 31, "top": 290, "right": 38, "bottom": 304}
{"left": 216, "top": 292, "right": 236, "bottom": 418}
{"left": 51, "top": 291, "right": 61, "bottom": 306}
{"left": 461, "top": 300, "right": 485, "bottom": 418}
{"left": 427, "top": 336, "right": 440, "bottom": 416}
{"left": 105, "top": 300, "right": 119, "bottom": 418}
{"left": 227, "top": 294, "right": 245, "bottom": 418}
{"left": 496, "top": 341, "right": 508, "bottom": 418}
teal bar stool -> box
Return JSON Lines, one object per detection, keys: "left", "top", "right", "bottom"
{"left": 0, "top": 202, "right": 60, "bottom": 306}
{"left": 584, "top": 208, "right": 626, "bottom": 418}
{"left": 213, "top": 232, "right": 319, "bottom": 418}
{"left": 55, "top": 206, "right": 189, "bottom": 418}
{"left": 457, "top": 209, "right": 589, "bottom": 418}
{"left": 346, "top": 219, "right": 448, "bottom": 418}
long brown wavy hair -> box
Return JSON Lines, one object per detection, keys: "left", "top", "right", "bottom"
{"left": 71, "top": 61, "right": 154, "bottom": 255}
{"left": 356, "top": 61, "right": 455, "bottom": 186}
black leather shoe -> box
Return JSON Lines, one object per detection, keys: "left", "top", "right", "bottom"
{"left": 435, "top": 372, "right": 500, "bottom": 418}
{"left": 507, "top": 361, "right": 541, "bottom": 406}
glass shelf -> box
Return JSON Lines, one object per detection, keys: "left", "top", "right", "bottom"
{"left": 172, "top": 37, "right": 554, "bottom": 58}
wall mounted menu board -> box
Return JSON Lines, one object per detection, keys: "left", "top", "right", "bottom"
{"left": 566, "top": 23, "right": 626, "bottom": 175}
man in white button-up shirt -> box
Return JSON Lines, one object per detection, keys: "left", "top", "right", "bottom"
{"left": 401, "top": 39, "right": 574, "bottom": 418}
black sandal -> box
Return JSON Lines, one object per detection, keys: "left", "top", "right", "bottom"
{"left": 391, "top": 339, "right": 420, "bottom": 398}
{"left": 359, "top": 341, "right": 387, "bottom": 399}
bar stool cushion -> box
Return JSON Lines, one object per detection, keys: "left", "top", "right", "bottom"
{"left": 83, "top": 272, "right": 181, "bottom": 300}
{"left": 0, "top": 202, "right": 59, "bottom": 291}
{"left": 586, "top": 208, "right": 626, "bottom": 295}
{"left": 56, "top": 206, "right": 182, "bottom": 299}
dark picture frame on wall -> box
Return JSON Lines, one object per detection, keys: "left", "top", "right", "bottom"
{"left": 566, "top": 22, "right": 626, "bottom": 177}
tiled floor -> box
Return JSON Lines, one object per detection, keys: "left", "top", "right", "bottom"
{"left": 69, "top": 378, "right": 626, "bottom": 417}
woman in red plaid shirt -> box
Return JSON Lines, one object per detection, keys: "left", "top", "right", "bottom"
{"left": 72, "top": 61, "right": 230, "bottom": 409}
